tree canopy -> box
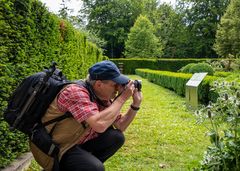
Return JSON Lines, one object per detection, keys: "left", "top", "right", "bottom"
{"left": 183, "top": 0, "right": 230, "bottom": 58}
{"left": 152, "top": 3, "right": 191, "bottom": 58}
{"left": 214, "top": 0, "right": 240, "bottom": 58}
{"left": 125, "top": 15, "right": 163, "bottom": 58}
{"left": 80, "top": 0, "right": 143, "bottom": 58}
{"left": 77, "top": 0, "right": 232, "bottom": 58}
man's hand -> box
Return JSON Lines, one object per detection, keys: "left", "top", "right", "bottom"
{"left": 132, "top": 88, "right": 142, "bottom": 107}
{"left": 119, "top": 81, "right": 135, "bottom": 102}
{"left": 113, "top": 82, "right": 143, "bottom": 132}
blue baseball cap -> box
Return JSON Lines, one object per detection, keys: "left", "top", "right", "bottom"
{"left": 88, "top": 60, "right": 129, "bottom": 84}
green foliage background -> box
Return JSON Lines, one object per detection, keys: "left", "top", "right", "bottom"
{"left": 0, "top": 0, "right": 105, "bottom": 168}
{"left": 80, "top": 0, "right": 230, "bottom": 58}
{"left": 124, "top": 15, "right": 163, "bottom": 58}
{"left": 214, "top": 0, "right": 240, "bottom": 58}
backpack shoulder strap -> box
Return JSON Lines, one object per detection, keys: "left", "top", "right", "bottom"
{"left": 42, "top": 111, "right": 72, "bottom": 127}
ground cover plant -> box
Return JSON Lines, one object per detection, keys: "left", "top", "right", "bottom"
{"left": 196, "top": 80, "right": 240, "bottom": 170}
{"left": 26, "top": 75, "right": 210, "bottom": 170}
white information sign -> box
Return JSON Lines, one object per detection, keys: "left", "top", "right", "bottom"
{"left": 186, "top": 73, "right": 208, "bottom": 87}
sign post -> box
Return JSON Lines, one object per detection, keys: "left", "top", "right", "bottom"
{"left": 185, "top": 73, "right": 208, "bottom": 109}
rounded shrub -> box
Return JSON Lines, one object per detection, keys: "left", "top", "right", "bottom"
{"left": 189, "top": 63, "right": 214, "bottom": 75}
{"left": 178, "top": 63, "right": 196, "bottom": 73}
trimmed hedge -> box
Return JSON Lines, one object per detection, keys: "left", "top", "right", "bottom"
{"left": 214, "top": 71, "right": 233, "bottom": 77}
{"left": 136, "top": 68, "right": 218, "bottom": 104}
{"left": 0, "top": 0, "right": 106, "bottom": 168}
{"left": 179, "top": 63, "right": 214, "bottom": 75}
{"left": 111, "top": 58, "right": 219, "bottom": 74}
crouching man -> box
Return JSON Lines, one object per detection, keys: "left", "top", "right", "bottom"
{"left": 30, "top": 60, "right": 143, "bottom": 171}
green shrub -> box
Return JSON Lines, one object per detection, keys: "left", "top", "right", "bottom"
{"left": 189, "top": 63, "right": 214, "bottom": 75}
{"left": 179, "top": 63, "right": 214, "bottom": 76}
{"left": 0, "top": 121, "right": 29, "bottom": 168}
{"left": 223, "top": 71, "right": 240, "bottom": 83}
{"left": 178, "top": 63, "right": 196, "bottom": 73}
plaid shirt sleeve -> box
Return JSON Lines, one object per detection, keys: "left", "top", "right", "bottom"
{"left": 57, "top": 84, "right": 99, "bottom": 123}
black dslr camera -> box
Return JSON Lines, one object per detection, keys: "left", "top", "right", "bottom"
{"left": 121, "top": 80, "right": 142, "bottom": 91}
{"left": 133, "top": 80, "right": 142, "bottom": 91}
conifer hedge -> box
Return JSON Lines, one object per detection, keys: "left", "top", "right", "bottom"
{"left": 0, "top": 0, "right": 105, "bottom": 168}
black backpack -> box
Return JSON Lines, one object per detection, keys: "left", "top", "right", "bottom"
{"left": 3, "top": 62, "right": 72, "bottom": 157}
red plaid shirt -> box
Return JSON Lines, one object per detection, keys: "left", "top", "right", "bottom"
{"left": 57, "top": 84, "right": 121, "bottom": 144}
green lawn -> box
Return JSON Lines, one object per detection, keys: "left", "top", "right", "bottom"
{"left": 27, "top": 75, "right": 209, "bottom": 171}
{"left": 105, "top": 75, "right": 209, "bottom": 171}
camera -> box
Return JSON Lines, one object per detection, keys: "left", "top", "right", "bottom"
{"left": 133, "top": 80, "right": 142, "bottom": 91}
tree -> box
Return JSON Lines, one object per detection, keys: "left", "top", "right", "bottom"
{"left": 214, "top": 0, "right": 240, "bottom": 59}
{"left": 141, "top": 0, "right": 159, "bottom": 23}
{"left": 58, "top": 0, "right": 72, "bottom": 19}
{"left": 183, "top": 0, "right": 230, "bottom": 58}
{"left": 124, "top": 15, "right": 163, "bottom": 58}
{"left": 80, "top": 0, "right": 143, "bottom": 58}
{"left": 153, "top": 3, "right": 191, "bottom": 58}
{"left": 58, "top": 0, "right": 84, "bottom": 28}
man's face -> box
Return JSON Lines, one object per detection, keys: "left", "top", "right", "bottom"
{"left": 98, "top": 80, "right": 124, "bottom": 100}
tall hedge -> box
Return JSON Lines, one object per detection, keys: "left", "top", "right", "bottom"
{"left": 0, "top": 0, "right": 105, "bottom": 168}
{"left": 111, "top": 58, "right": 217, "bottom": 74}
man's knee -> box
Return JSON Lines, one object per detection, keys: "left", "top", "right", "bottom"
{"left": 91, "top": 160, "right": 105, "bottom": 171}
{"left": 110, "top": 129, "right": 125, "bottom": 147}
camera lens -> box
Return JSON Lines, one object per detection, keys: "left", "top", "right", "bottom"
{"left": 134, "top": 80, "right": 142, "bottom": 91}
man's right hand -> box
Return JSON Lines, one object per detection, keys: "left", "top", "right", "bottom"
{"left": 119, "top": 81, "right": 135, "bottom": 102}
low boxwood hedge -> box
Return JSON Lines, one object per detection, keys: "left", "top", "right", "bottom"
{"left": 136, "top": 68, "right": 218, "bottom": 104}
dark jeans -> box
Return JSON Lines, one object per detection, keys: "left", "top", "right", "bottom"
{"left": 59, "top": 128, "right": 125, "bottom": 171}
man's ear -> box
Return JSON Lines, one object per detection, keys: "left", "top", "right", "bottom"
{"left": 94, "top": 80, "right": 102, "bottom": 88}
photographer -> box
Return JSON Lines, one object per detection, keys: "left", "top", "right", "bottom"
{"left": 30, "top": 60, "right": 142, "bottom": 171}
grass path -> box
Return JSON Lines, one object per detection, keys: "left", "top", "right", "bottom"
{"left": 27, "top": 75, "right": 209, "bottom": 171}
{"left": 105, "top": 75, "right": 209, "bottom": 171}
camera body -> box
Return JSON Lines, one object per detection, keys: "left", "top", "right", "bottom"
{"left": 133, "top": 80, "right": 142, "bottom": 91}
